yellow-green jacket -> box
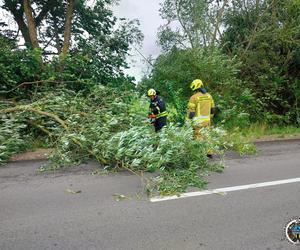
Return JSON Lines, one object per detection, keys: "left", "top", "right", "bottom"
{"left": 188, "top": 92, "right": 215, "bottom": 127}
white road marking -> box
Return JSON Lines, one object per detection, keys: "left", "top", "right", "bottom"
{"left": 150, "top": 177, "right": 300, "bottom": 202}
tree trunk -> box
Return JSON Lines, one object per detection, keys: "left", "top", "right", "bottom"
{"left": 211, "top": 0, "right": 228, "bottom": 50}
{"left": 4, "top": 0, "right": 31, "bottom": 46}
{"left": 52, "top": 11, "right": 62, "bottom": 54}
{"left": 23, "top": 0, "right": 40, "bottom": 49}
{"left": 256, "top": 0, "right": 260, "bottom": 10}
{"left": 175, "top": 0, "right": 195, "bottom": 49}
{"left": 61, "top": 0, "right": 75, "bottom": 59}
{"left": 15, "top": 13, "right": 32, "bottom": 47}
{"left": 5, "top": 0, "right": 57, "bottom": 48}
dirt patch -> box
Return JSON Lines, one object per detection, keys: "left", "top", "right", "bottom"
{"left": 8, "top": 133, "right": 300, "bottom": 162}
{"left": 9, "top": 149, "right": 53, "bottom": 162}
{"left": 252, "top": 133, "right": 300, "bottom": 142}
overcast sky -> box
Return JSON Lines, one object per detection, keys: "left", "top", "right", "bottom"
{"left": 0, "top": 0, "right": 164, "bottom": 82}
{"left": 114, "top": 0, "right": 164, "bottom": 82}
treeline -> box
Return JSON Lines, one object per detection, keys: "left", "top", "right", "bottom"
{"left": 0, "top": 0, "right": 143, "bottom": 97}
{"left": 139, "top": 0, "right": 300, "bottom": 127}
{"left": 0, "top": 0, "right": 258, "bottom": 194}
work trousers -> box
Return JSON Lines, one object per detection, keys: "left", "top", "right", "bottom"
{"left": 154, "top": 116, "right": 167, "bottom": 132}
{"left": 193, "top": 120, "right": 210, "bottom": 140}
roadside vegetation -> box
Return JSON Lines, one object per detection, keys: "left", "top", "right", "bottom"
{"left": 236, "top": 124, "right": 300, "bottom": 141}
{"left": 0, "top": 0, "right": 299, "bottom": 195}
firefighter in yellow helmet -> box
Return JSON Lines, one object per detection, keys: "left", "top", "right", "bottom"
{"left": 188, "top": 79, "right": 216, "bottom": 156}
{"left": 147, "top": 88, "right": 168, "bottom": 132}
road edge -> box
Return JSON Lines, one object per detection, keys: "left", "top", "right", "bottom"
{"left": 8, "top": 134, "right": 300, "bottom": 163}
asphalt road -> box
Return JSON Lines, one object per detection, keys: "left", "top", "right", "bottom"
{"left": 1, "top": 139, "right": 300, "bottom": 250}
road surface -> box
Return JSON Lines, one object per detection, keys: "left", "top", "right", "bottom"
{"left": 1, "top": 139, "right": 300, "bottom": 250}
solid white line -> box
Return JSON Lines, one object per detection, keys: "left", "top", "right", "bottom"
{"left": 150, "top": 177, "right": 300, "bottom": 203}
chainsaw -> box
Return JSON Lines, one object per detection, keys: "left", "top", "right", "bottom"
{"left": 148, "top": 113, "right": 157, "bottom": 124}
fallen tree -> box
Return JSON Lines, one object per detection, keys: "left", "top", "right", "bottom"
{"left": 0, "top": 84, "right": 255, "bottom": 195}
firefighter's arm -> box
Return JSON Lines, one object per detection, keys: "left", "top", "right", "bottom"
{"left": 148, "top": 105, "right": 156, "bottom": 124}
{"left": 150, "top": 101, "right": 160, "bottom": 115}
{"left": 148, "top": 104, "right": 155, "bottom": 117}
{"left": 149, "top": 102, "right": 158, "bottom": 115}
{"left": 152, "top": 106, "right": 160, "bottom": 115}
{"left": 188, "top": 97, "right": 196, "bottom": 119}
{"left": 156, "top": 98, "right": 166, "bottom": 114}
{"left": 210, "top": 95, "right": 216, "bottom": 116}
{"left": 211, "top": 107, "right": 216, "bottom": 115}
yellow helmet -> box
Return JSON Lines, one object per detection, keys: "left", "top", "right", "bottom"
{"left": 147, "top": 88, "right": 156, "bottom": 96}
{"left": 190, "top": 79, "right": 203, "bottom": 91}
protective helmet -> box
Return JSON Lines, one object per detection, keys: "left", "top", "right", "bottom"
{"left": 147, "top": 88, "right": 156, "bottom": 96}
{"left": 190, "top": 79, "right": 203, "bottom": 91}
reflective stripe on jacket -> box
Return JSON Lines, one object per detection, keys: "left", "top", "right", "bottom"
{"left": 149, "top": 95, "right": 168, "bottom": 119}
{"left": 188, "top": 92, "right": 215, "bottom": 125}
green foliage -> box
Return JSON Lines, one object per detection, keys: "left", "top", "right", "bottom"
{"left": 139, "top": 47, "right": 254, "bottom": 129}
{"left": 153, "top": 167, "right": 208, "bottom": 196}
{"left": 1, "top": 83, "right": 254, "bottom": 194}
{"left": 158, "top": 0, "right": 222, "bottom": 50}
{"left": 0, "top": 0, "right": 262, "bottom": 197}
{"left": 0, "top": 0, "right": 143, "bottom": 98}
{"left": 145, "top": 0, "right": 300, "bottom": 128}
{"left": 165, "top": 82, "right": 186, "bottom": 124}
{"left": 222, "top": 0, "right": 300, "bottom": 125}
{"left": 139, "top": 48, "right": 237, "bottom": 99}
{"left": 21, "top": 85, "right": 149, "bottom": 168}
{"left": 0, "top": 114, "right": 28, "bottom": 164}
{"left": 0, "top": 36, "right": 42, "bottom": 96}
{"left": 107, "top": 124, "right": 208, "bottom": 171}
{"left": 235, "top": 123, "right": 300, "bottom": 140}
{"left": 0, "top": 36, "right": 18, "bottom": 92}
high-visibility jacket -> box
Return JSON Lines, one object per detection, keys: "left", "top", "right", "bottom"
{"left": 188, "top": 92, "right": 215, "bottom": 127}
{"left": 149, "top": 95, "right": 168, "bottom": 119}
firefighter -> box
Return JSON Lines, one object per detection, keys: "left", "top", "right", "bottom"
{"left": 148, "top": 89, "right": 167, "bottom": 132}
{"left": 187, "top": 79, "right": 216, "bottom": 156}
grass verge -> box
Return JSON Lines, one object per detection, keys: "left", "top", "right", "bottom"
{"left": 233, "top": 124, "right": 300, "bottom": 141}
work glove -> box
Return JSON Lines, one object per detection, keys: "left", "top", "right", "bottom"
{"left": 148, "top": 113, "right": 156, "bottom": 124}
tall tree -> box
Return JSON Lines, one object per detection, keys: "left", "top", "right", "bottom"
{"left": 2, "top": 0, "right": 58, "bottom": 47}
{"left": 23, "top": 0, "right": 39, "bottom": 48}
{"left": 61, "top": 0, "right": 75, "bottom": 59}
{"left": 158, "top": 0, "right": 229, "bottom": 52}
{"left": 0, "top": 0, "right": 143, "bottom": 90}
{"left": 3, "top": 0, "right": 31, "bottom": 45}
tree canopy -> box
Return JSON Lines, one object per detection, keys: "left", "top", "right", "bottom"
{"left": 140, "top": 0, "right": 300, "bottom": 126}
{"left": 0, "top": 0, "right": 143, "bottom": 92}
